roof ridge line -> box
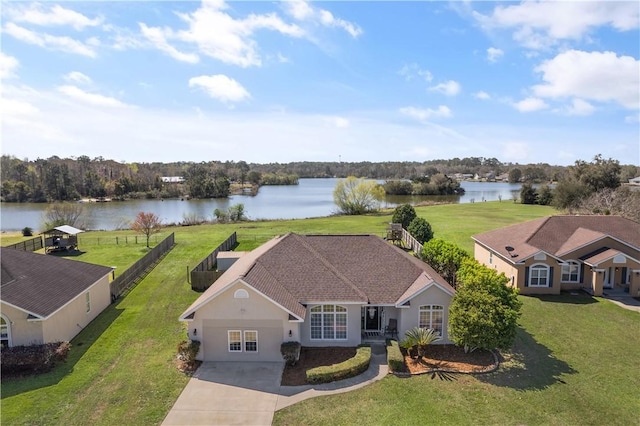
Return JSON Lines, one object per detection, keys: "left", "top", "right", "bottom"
{"left": 525, "top": 216, "right": 552, "bottom": 245}
{"left": 295, "top": 234, "right": 369, "bottom": 302}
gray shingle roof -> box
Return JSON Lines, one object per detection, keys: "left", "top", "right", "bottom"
{"left": 473, "top": 215, "right": 640, "bottom": 262}
{"left": 181, "top": 234, "right": 453, "bottom": 320}
{"left": 1, "top": 248, "right": 113, "bottom": 318}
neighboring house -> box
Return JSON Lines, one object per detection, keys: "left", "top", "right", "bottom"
{"left": 161, "top": 176, "right": 185, "bottom": 183}
{"left": 0, "top": 248, "right": 113, "bottom": 348}
{"left": 180, "top": 233, "right": 455, "bottom": 362}
{"left": 472, "top": 216, "right": 640, "bottom": 297}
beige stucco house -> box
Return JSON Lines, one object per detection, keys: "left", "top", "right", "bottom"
{"left": 1, "top": 248, "right": 113, "bottom": 348}
{"left": 472, "top": 216, "right": 640, "bottom": 297}
{"left": 180, "top": 233, "right": 455, "bottom": 362}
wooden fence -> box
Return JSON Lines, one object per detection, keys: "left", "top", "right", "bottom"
{"left": 78, "top": 235, "right": 162, "bottom": 246}
{"left": 110, "top": 233, "right": 176, "bottom": 300}
{"left": 4, "top": 236, "right": 44, "bottom": 252}
{"left": 190, "top": 232, "right": 237, "bottom": 291}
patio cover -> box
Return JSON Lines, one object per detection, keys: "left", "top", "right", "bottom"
{"left": 43, "top": 225, "right": 85, "bottom": 235}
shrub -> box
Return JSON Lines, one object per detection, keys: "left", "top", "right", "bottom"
{"left": 407, "top": 217, "right": 434, "bottom": 244}
{"left": 21, "top": 227, "right": 33, "bottom": 236}
{"left": 391, "top": 204, "right": 417, "bottom": 228}
{"left": 306, "top": 346, "right": 371, "bottom": 384}
{"left": 1, "top": 342, "right": 71, "bottom": 376}
{"left": 177, "top": 340, "right": 201, "bottom": 364}
{"left": 386, "top": 339, "right": 407, "bottom": 373}
{"left": 280, "top": 341, "right": 302, "bottom": 366}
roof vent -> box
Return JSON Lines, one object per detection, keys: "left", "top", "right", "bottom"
{"left": 505, "top": 246, "right": 518, "bottom": 258}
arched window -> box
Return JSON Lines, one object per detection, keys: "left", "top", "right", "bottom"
{"left": 419, "top": 305, "right": 444, "bottom": 336}
{"left": 310, "top": 305, "right": 347, "bottom": 340}
{"left": 1, "top": 315, "right": 11, "bottom": 348}
{"left": 561, "top": 261, "right": 581, "bottom": 283}
{"left": 234, "top": 289, "right": 249, "bottom": 299}
{"left": 529, "top": 264, "right": 550, "bottom": 287}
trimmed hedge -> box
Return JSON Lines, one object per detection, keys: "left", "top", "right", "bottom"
{"left": 281, "top": 341, "right": 301, "bottom": 366}
{"left": 306, "top": 346, "right": 371, "bottom": 384}
{"left": 1, "top": 342, "right": 71, "bottom": 376}
{"left": 386, "top": 339, "right": 407, "bottom": 373}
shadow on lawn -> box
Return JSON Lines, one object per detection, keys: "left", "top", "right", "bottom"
{"left": 477, "top": 327, "right": 575, "bottom": 391}
{"left": 0, "top": 302, "right": 124, "bottom": 398}
{"left": 526, "top": 292, "right": 598, "bottom": 305}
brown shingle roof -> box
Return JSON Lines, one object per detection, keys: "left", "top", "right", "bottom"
{"left": 473, "top": 215, "right": 640, "bottom": 262}
{"left": 1, "top": 248, "right": 113, "bottom": 318}
{"left": 181, "top": 234, "right": 453, "bottom": 320}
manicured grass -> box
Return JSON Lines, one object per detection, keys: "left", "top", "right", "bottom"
{"left": 274, "top": 294, "right": 640, "bottom": 425}
{"left": 1, "top": 202, "right": 555, "bottom": 425}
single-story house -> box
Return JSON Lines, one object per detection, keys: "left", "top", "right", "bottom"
{"left": 472, "top": 216, "right": 640, "bottom": 297}
{"left": 180, "top": 233, "right": 455, "bottom": 362}
{"left": 1, "top": 248, "right": 113, "bottom": 348}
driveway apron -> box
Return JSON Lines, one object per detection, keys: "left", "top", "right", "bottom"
{"left": 162, "top": 362, "right": 284, "bottom": 426}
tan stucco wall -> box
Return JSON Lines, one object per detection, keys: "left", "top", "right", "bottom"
{"left": 0, "top": 303, "right": 44, "bottom": 346}
{"left": 630, "top": 270, "right": 640, "bottom": 298}
{"left": 474, "top": 244, "right": 519, "bottom": 289}
{"left": 42, "top": 274, "right": 112, "bottom": 343}
{"left": 192, "top": 282, "right": 291, "bottom": 361}
{"left": 398, "top": 286, "right": 452, "bottom": 344}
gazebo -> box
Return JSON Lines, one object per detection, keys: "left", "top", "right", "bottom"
{"left": 42, "top": 225, "right": 84, "bottom": 253}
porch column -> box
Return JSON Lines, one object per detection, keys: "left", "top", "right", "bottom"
{"left": 592, "top": 270, "right": 603, "bottom": 296}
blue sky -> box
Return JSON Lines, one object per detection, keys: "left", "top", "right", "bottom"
{"left": 2, "top": 1, "right": 639, "bottom": 165}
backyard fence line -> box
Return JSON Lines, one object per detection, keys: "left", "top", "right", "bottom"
{"left": 401, "top": 228, "right": 423, "bottom": 255}
{"left": 190, "top": 232, "right": 237, "bottom": 291}
{"left": 4, "top": 236, "right": 44, "bottom": 252}
{"left": 78, "top": 235, "right": 161, "bottom": 246}
{"left": 110, "top": 232, "right": 175, "bottom": 300}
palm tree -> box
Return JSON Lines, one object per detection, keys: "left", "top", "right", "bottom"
{"left": 400, "top": 327, "right": 442, "bottom": 360}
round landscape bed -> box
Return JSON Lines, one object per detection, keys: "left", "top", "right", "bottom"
{"left": 400, "top": 344, "right": 499, "bottom": 375}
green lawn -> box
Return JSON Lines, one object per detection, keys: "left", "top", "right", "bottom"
{"left": 0, "top": 201, "right": 589, "bottom": 426}
{"left": 274, "top": 294, "right": 640, "bottom": 425}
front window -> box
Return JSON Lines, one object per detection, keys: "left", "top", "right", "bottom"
{"left": 310, "top": 305, "right": 347, "bottom": 340}
{"left": 419, "top": 305, "right": 444, "bottom": 336}
{"left": 561, "top": 261, "right": 580, "bottom": 283}
{"left": 228, "top": 330, "right": 242, "bottom": 352}
{"left": 529, "top": 264, "right": 550, "bottom": 287}
{"left": 244, "top": 331, "right": 258, "bottom": 352}
{"left": 0, "top": 316, "right": 10, "bottom": 348}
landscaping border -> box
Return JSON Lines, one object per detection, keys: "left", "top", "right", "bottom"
{"left": 389, "top": 349, "right": 500, "bottom": 377}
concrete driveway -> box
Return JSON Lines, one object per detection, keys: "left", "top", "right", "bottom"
{"left": 162, "top": 362, "right": 284, "bottom": 426}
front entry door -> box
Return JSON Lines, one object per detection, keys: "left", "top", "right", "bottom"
{"left": 365, "top": 306, "right": 380, "bottom": 331}
{"left": 603, "top": 267, "right": 614, "bottom": 289}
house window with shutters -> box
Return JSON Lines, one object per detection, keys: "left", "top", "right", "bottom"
{"left": 528, "top": 264, "right": 551, "bottom": 287}
{"left": 561, "top": 261, "right": 581, "bottom": 283}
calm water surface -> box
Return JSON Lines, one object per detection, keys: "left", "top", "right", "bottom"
{"left": 0, "top": 179, "right": 522, "bottom": 232}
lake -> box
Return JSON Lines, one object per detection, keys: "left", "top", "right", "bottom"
{"left": 0, "top": 179, "right": 522, "bottom": 232}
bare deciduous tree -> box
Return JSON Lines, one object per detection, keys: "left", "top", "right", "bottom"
{"left": 42, "top": 202, "right": 89, "bottom": 230}
{"left": 132, "top": 212, "right": 163, "bottom": 248}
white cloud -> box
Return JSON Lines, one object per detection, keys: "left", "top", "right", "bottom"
{"left": 333, "top": 117, "right": 350, "bottom": 128}
{"left": 513, "top": 97, "right": 548, "bottom": 113}
{"left": 564, "top": 99, "right": 596, "bottom": 116}
{"left": 400, "top": 106, "right": 452, "bottom": 121}
{"left": 533, "top": 50, "right": 639, "bottom": 109}
{"left": 5, "top": 3, "right": 103, "bottom": 30}
{"left": 0, "top": 52, "right": 19, "bottom": 79}
{"left": 624, "top": 114, "right": 639, "bottom": 124}
{"left": 428, "top": 80, "right": 461, "bottom": 96}
{"left": 57, "top": 85, "right": 129, "bottom": 108}
{"left": 3, "top": 23, "right": 97, "bottom": 57}
{"left": 486, "top": 47, "right": 504, "bottom": 63}
{"left": 63, "top": 71, "right": 92, "bottom": 85}
{"left": 502, "top": 141, "right": 532, "bottom": 163}
{"left": 474, "top": 1, "right": 639, "bottom": 49}
{"left": 283, "top": 0, "right": 363, "bottom": 38}
{"left": 398, "top": 63, "right": 433, "bottom": 82}
{"left": 474, "top": 91, "right": 491, "bottom": 100}
{"left": 139, "top": 23, "right": 199, "bottom": 64}
{"left": 146, "top": 1, "right": 305, "bottom": 67}
{"left": 188, "top": 75, "right": 251, "bottom": 103}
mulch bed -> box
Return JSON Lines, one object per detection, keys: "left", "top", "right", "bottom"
{"left": 402, "top": 345, "right": 496, "bottom": 374}
{"left": 281, "top": 346, "right": 356, "bottom": 386}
